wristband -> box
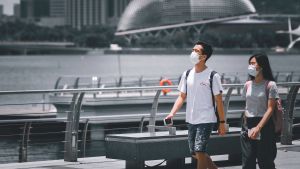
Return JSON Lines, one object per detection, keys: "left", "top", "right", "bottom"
{"left": 219, "top": 121, "right": 225, "bottom": 123}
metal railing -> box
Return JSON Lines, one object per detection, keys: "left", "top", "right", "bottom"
{"left": 0, "top": 82, "right": 300, "bottom": 163}
{"left": 53, "top": 71, "right": 300, "bottom": 90}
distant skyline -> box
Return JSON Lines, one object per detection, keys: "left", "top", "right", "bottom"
{"left": 0, "top": 0, "right": 20, "bottom": 15}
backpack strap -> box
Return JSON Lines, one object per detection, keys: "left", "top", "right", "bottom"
{"left": 264, "top": 80, "right": 271, "bottom": 101}
{"left": 185, "top": 69, "right": 191, "bottom": 81}
{"left": 265, "top": 80, "right": 272, "bottom": 96}
{"left": 210, "top": 71, "right": 220, "bottom": 124}
{"left": 243, "top": 80, "right": 252, "bottom": 126}
{"left": 185, "top": 69, "right": 191, "bottom": 94}
{"left": 245, "top": 80, "right": 252, "bottom": 92}
{"left": 210, "top": 70, "right": 217, "bottom": 109}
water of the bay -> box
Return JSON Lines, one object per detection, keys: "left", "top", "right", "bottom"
{"left": 1, "top": 52, "right": 299, "bottom": 91}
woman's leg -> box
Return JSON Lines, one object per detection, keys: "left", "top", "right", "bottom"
{"left": 241, "top": 126, "right": 257, "bottom": 169}
{"left": 257, "top": 120, "right": 277, "bottom": 169}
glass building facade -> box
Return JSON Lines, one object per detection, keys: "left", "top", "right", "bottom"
{"left": 66, "top": 0, "right": 131, "bottom": 30}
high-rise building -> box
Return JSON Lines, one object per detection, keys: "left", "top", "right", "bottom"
{"left": 50, "top": 0, "right": 66, "bottom": 17}
{"left": 20, "top": 0, "right": 50, "bottom": 19}
{"left": 14, "top": 4, "right": 21, "bottom": 18}
{"left": 66, "top": 0, "right": 131, "bottom": 30}
{"left": 38, "top": 0, "right": 66, "bottom": 27}
{"left": 18, "top": 0, "right": 131, "bottom": 29}
{"left": 20, "top": 0, "right": 66, "bottom": 27}
{"left": 66, "top": 0, "right": 101, "bottom": 29}
{"left": 0, "top": 5, "right": 3, "bottom": 17}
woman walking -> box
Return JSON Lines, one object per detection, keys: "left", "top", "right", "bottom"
{"left": 241, "top": 53, "right": 279, "bottom": 169}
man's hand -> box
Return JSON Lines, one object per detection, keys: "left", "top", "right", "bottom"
{"left": 165, "top": 113, "right": 174, "bottom": 120}
{"left": 218, "top": 123, "right": 226, "bottom": 136}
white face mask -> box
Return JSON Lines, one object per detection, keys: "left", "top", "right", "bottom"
{"left": 248, "top": 65, "right": 260, "bottom": 77}
{"left": 190, "top": 51, "right": 200, "bottom": 65}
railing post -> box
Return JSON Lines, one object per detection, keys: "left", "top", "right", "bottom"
{"left": 54, "top": 77, "right": 62, "bottom": 90}
{"left": 97, "top": 77, "right": 101, "bottom": 88}
{"left": 139, "top": 76, "right": 143, "bottom": 96}
{"left": 281, "top": 85, "right": 299, "bottom": 145}
{"left": 19, "top": 122, "right": 31, "bottom": 162}
{"left": 139, "top": 116, "right": 145, "bottom": 133}
{"left": 74, "top": 77, "right": 80, "bottom": 89}
{"left": 117, "top": 76, "right": 123, "bottom": 97}
{"left": 223, "top": 87, "right": 234, "bottom": 123}
{"left": 92, "top": 76, "right": 98, "bottom": 98}
{"left": 42, "top": 93, "right": 46, "bottom": 111}
{"left": 81, "top": 119, "right": 90, "bottom": 158}
{"left": 148, "top": 90, "right": 161, "bottom": 135}
{"left": 64, "top": 92, "right": 85, "bottom": 162}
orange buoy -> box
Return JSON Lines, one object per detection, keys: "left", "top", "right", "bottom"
{"left": 159, "top": 79, "right": 173, "bottom": 95}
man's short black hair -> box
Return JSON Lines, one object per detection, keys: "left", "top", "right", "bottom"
{"left": 195, "top": 41, "right": 213, "bottom": 61}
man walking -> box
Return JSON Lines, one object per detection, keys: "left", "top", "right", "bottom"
{"left": 165, "top": 41, "right": 226, "bottom": 169}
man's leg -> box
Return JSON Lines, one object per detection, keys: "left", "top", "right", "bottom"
{"left": 195, "top": 152, "right": 207, "bottom": 169}
{"left": 205, "top": 153, "right": 217, "bottom": 169}
{"left": 194, "top": 152, "right": 217, "bottom": 169}
{"left": 193, "top": 123, "right": 215, "bottom": 169}
{"left": 188, "top": 124, "right": 196, "bottom": 157}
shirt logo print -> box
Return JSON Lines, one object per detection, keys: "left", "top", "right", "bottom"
{"left": 199, "top": 82, "right": 209, "bottom": 86}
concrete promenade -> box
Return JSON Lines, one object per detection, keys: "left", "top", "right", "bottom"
{"left": 1, "top": 140, "right": 300, "bottom": 169}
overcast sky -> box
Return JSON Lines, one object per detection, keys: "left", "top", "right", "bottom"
{"left": 0, "top": 0, "right": 20, "bottom": 15}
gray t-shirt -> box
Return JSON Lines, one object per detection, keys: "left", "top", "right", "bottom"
{"left": 242, "top": 80, "right": 279, "bottom": 117}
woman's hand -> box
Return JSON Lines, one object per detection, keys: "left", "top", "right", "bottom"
{"left": 248, "top": 126, "right": 261, "bottom": 140}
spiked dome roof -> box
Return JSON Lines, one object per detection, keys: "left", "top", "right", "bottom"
{"left": 116, "top": 0, "right": 256, "bottom": 35}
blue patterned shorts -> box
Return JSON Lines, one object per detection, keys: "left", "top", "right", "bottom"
{"left": 187, "top": 123, "right": 214, "bottom": 154}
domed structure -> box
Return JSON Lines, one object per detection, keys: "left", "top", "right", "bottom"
{"left": 117, "top": 0, "right": 256, "bottom": 33}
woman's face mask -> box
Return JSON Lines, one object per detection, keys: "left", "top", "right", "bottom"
{"left": 248, "top": 65, "right": 261, "bottom": 77}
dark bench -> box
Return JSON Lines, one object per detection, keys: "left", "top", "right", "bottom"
{"left": 105, "top": 128, "right": 242, "bottom": 169}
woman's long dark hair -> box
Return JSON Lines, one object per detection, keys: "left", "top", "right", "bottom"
{"left": 248, "top": 53, "right": 275, "bottom": 81}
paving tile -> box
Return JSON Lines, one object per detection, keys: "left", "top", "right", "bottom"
{"left": 2, "top": 140, "right": 300, "bottom": 169}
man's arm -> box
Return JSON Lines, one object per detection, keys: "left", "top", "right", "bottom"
{"left": 165, "top": 92, "right": 186, "bottom": 119}
{"left": 215, "top": 94, "right": 226, "bottom": 135}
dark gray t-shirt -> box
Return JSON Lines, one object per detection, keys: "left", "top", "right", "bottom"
{"left": 242, "top": 80, "right": 279, "bottom": 117}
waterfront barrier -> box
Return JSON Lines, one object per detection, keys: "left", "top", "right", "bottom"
{"left": 0, "top": 83, "right": 300, "bottom": 165}
{"left": 53, "top": 71, "right": 300, "bottom": 90}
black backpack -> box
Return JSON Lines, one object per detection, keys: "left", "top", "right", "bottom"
{"left": 185, "top": 69, "right": 220, "bottom": 131}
